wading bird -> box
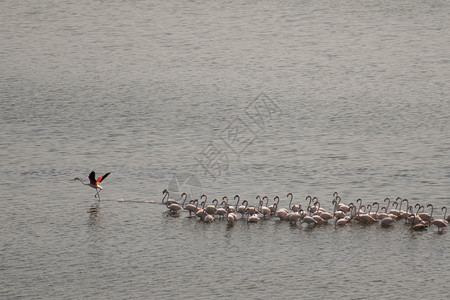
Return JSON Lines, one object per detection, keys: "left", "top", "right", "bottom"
{"left": 74, "top": 171, "right": 111, "bottom": 200}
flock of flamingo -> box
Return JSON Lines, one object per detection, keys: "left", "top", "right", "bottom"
{"left": 161, "top": 189, "right": 449, "bottom": 233}
{"left": 73, "top": 171, "right": 449, "bottom": 233}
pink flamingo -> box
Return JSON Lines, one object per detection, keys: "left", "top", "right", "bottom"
{"left": 74, "top": 171, "right": 110, "bottom": 200}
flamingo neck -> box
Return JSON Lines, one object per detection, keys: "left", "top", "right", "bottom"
{"left": 74, "top": 178, "right": 89, "bottom": 185}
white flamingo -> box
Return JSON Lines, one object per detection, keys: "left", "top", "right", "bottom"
{"left": 409, "top": 207, "right": 428, "bottom": 231}
{"left": 276, "top": 208, "right": 289, "bottom": 220}
{"left": 269, "top": 196, "right": 279, "bottom": 215}
{"left": 287, "top": 211, "right": 302, "bottom": 225}
{"left": 399, "top": 199, "right": 410, "bottom": 219}
{"left": 247, "top": 213, "right": 259, "bottom": 223}
{"left": 287, "top": 193, "right": 300, "bottom": 212}
{"left": 167, "top": 202, "right": 183, "bottom": 213}
{"left": 227, "top": 196, "right": 237, "bottom": 213}
{"left": 431, "top": 206, "right": 448, "bottom": 233}
{"left": 312, "top": 214, "right": 325, "bottom": 224}
{"left": 215, "top": 200, "right": 228, "bottom": 218}
{"left": 167, "top": 193, "right": 185, "bottom": 213}
{"left": 227, "top": 212, "right": 238, "bottom": 223}
{"left": 245, "top": 203, "right": 258, "bottom": 215}
{"left": 274, "top": 196, "right": 289, "bottom": 220}
{"left": 204, "top": 213, "right": 214, "bottom": 223}
{"left": 333, "top": 209, "right": 347, "bottom": 220}
{"left": 314, "top": 201, "right": 333, "bottom": 222}
{"left": 335, "top": 195, "right": 350, "bottom": 213}
{"left": 369, "top": 202, "right": 381, "bottom": 219}
{"left": 308, "top": 197, "right": 320, "bottom": 214}
{"left": 237, "top": 199, "right": 249, "bottom": 217}
{"left": 184, "top": 199, "right": 198, "bottom": 217}
{"left": 205, "top": 198, "right": 218, "bottom": 215}
{"left": 195, "top": 201, "right": 207, "bottom": 220}
{"left": 388, "top": 199, "right": 400, "bottom": 217}
{"left": 301, "top": 215, "right": 317, "bottom": 226}
{"left": 161, "top": 189, "right": 180, "bottom": 206}
{"left": 380, "top": 217, "right": 395, "bottom": 227}
{"left": 418, "top": 204, "right": 433, "bottom": 223}
{"left": 332, "top": 199, "right": 346, "bottom": 218}
{"left": 407, "top": 205, "right": 424, "bottom": 225}
{"left": 258, "top": 197, "right": 271, "bottom": 218}
{"left": 335, "top": 217, "right": 349, "bottom": 227}
{"left": 355, "top": 203, "right": 377, "bottom": 224}
{"left": 408, "top": 206, "right": 427, "bottom": 230}
{"left": 378, "top": 206, "right": 398, "bottom": 220}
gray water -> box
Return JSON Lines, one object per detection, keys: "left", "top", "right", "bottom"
{"left": 1, "top": 0, "right": 449, "bottom": 299}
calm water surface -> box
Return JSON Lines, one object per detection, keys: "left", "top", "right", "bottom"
{"left": 1, "top": 0, "right": 449, "bottom": 299}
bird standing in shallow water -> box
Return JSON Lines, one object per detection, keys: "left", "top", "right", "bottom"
{"left": 74, "top": 171, "right": 111, "bottom": 200}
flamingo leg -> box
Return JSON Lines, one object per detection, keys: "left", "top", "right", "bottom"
{"left": 95, "top": 188, "right": 101, "bottom": 200}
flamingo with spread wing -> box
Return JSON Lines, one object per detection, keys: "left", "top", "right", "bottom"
{"left": 74, "top": 171, "right": 111, "bottom": 200}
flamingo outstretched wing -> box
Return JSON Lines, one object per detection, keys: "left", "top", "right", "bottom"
{"left": 89, "top": 171, "right": 97, "bottom": 185}
{"left": 97, "top": 172, "right": 111, "bottom": 183}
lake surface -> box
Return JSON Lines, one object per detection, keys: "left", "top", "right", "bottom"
{"left": 1, "top": 0, "right": 449, "bottom": 299}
